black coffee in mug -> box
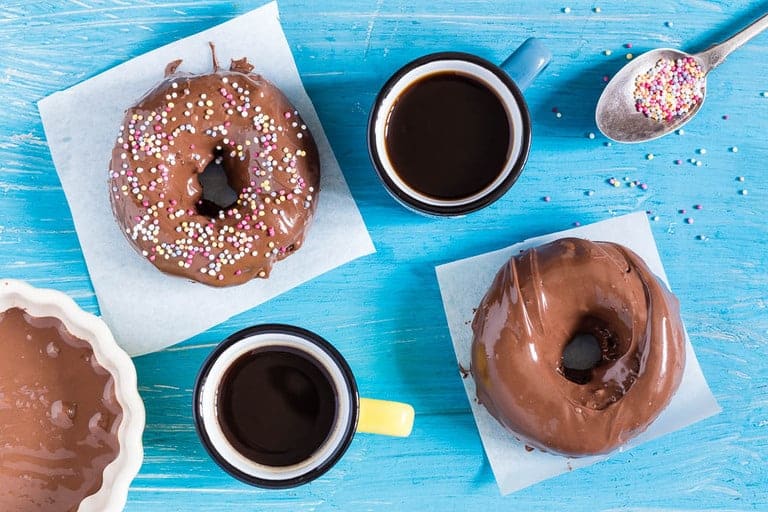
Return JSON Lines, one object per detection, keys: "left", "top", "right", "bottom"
{"left": 194, "top": 324, "right": 414, "bottom": 489}
{"left": 216, "top": 347, "right": 337, "bottom": 467}
{"left": 369, "top": 41, "right": 551, "bottom": 216}
{"left": 384, "top": 72, "right": 511, "bottom": 200}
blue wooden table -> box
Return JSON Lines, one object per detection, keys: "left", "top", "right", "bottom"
{"left": 2, "top": 0, "right": 767, "bottom": 509}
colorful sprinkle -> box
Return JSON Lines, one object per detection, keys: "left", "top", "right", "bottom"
{"left": 740, "top": 189, "right": 749, "bottom": 195}
{"left": 604, "top": 141, "right": 612, "bottom": 147}
{"left": 543, "top": 196, "right": 551, "bottom": 202}
{"left": 624, "top": 43, "right": 633, "bottom": 49}
{"left": 722, "top": 114, "right": 729, "bottom": 120}
{"left": 646, "top": 153, "right": 654, "bottom": 160}
{"left": 737, "top": 176, "right": 745, "bottom": 182}
{"left": 674, "top": 159, "right": 682, "bottom": 165}
{"left": 696, "top": 235, "right": 707, "bottom": 241}
{"left": 694, "top": 204, "right": 703, "bottom": 210}
{"left": 593, "top": 6, "right": 602, "bottom": 13}
{"left": 652, "top": 215, "right": 660, "bottom": 221}
{"left": 676, "top": 129, "right": 685, "bottom": 135}
{"left": 556, "top": 112, "right": 562, "bottom": 118}
{"left": 697, "top": 148, "right": 707, "bottom": 154}
{"left": 633, "top": 57, "right": 704, "bottom": 122}
{"left": 730, "top": 146, "right": 739, "bottom": 153}
{"left": 604, "top": 49, "right": 612, "bottom": 56}
{"left": 665, "top": 21, "right": 674, "bottom": 28}
{"left": 562, "top": 6, "right": 571, "bottom": 13}
{"left": 685, "top": 218, "right": 694, "bottom": 224}
{"left": 585, "top": 190, "right": 595, "bottom": 196}
{"left": 626, "top": 53, "right": 634, "bottom": 60}
{"left": 587, "top": 132, "right": 596, "bottom": 139}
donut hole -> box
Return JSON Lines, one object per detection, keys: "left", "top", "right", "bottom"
{"left": 196, "top": 148, "right": 239, "bottom": 217}
{"left": 559, "top": 316, "right": 626, "bottom": 385}
{"left": 561, "top": 334, "right": 603, "bottom": 384}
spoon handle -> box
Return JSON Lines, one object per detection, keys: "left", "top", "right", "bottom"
{"left": 698, "top": 12, "right": 768, "bottom": 71}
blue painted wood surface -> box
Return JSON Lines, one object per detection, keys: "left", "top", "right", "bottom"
{"left": 1, "top": 0, "right": 767, "bottom": 509}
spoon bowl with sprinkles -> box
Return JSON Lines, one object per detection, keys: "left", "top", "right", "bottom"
{"left": 596, "top": 11, "right": 768, "bottom": 143}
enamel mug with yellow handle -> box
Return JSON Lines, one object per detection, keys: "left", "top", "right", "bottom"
{"left": 193, "top": 324, "right": 415, "bottom": 488}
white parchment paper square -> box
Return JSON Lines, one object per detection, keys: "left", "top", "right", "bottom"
{"left": 38, "top": 2, "right": 374, "bottom": 356}
{"left": 435, "top": 212, "right": 720, "bottom": 495}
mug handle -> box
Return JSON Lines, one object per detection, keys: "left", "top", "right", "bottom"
{"left": 500, "top": 37, "right": 552, "bottom": 91}
{"left": 357, "top": 398, "right": 415, "bottom": 437}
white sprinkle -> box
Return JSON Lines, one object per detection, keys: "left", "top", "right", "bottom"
{"left": 740, "top": 189, "right": 748, "bottom": 195}
{"left": 676, "top": 129, "right": 685, "bottom": 135}
{"left": 646, "top": 153, "right": 654, "bottom": 160}
{"left": 762, "top": 91, "right": 768, "bottom": 97}
{"left": 737, "top": 176, "right": 745, "bottom": 182}
{"left": 695, "top": 160, "right": 703, "bottom": 167}
{"left": 730, "top": 146, "right": 739, "bottom": 153}
{"left": 562, "top": 6, "right": 571, "bottom": 13}
{"left": 587, "top": 132, "right": 596, "bottom": 139}
{"left": 665, "top": 21, "right": 673, "bottom": 27}
{"left": 593, "top": 6, "right": 601, "bottom": 13}
{"left": 555, "top": 112, "right": 562, "bottom": 118}
{"left": 698, "top": 148, "right": 707, "bottom": 155}
{"left": 652, "top": 215, "right": 660, "bottom": 221}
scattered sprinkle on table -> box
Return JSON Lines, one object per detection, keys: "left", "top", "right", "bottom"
{"left": 696, "top": 235, "right": 707, "bottom": 241}
{"left": 604, "top": 49, "right": 612, "bottom": 56}
{"left": 556, "top": 112, "right": 562, "bottom": 118}
{"left": 762, "top": 91, "right": 768, "bottom": 97}
{"left": 626, "top": 53, "right": 634, "bottom": 60}
{"left": 722, "top": 114, "right": 729, "bottom": 120}
{"left": 562, "top": 6, "right": 571, "bottom": 13}
{"left": 665, "top": 21, "right": 674, "bottom": 28}
{"left": 587, "top": 132, "right": 596, "bottom": 139}
{"left": 731, "top": 146, "right": 739, "bottom": 152}
{"left": 697, "top": 148, "right": 707, "bottom": 154}
{"left": 676, "top": 128, "right": 685, "bottom": 135}
{"left": 694, "top": 204, "right": 703, "bottom": 210}
{"left": 633, "top": 57, "right": 704, "bottom": 122}
{"left": 675, "top": 159, "right": 682, "bottom": 165}
{"left": 679, "top": 209, "right": 687, "bottom": 214}
{"left": 737, "top": 176, "right": 745, "bottom": 182}
{"left": 624, "top": 43, "right": 633, "bottom": 49}
{"left": 696, "top": 160, "right": 703, "bottom": 167}
{"left": 740, "top": 189, "right": 749, "bottom": 195}
{"left": 593, "top": 6, "right": 601, "bottom": 13}
{"left": 646, "top": 153, "right": 654, "bottom": 160}
{"left": 585, "top": 190, "right": 595, "bottom": 196}
{"left": 685, "top": 218, "right": 694, "bottom": 224}
{"left": 573, "top": 221, "right": 581, "bottom": 227}
{"left": 604, "top": 141, "right": 612, "bottom": 147}
{"left": 652, "top": 215, "right": 660, "bottom": 221}
{"left": 543, "top": 196, "right": 551, "bottom": 202}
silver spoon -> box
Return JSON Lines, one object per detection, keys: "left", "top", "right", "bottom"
{"left": 596, "top": 12, "right": 768, "bottom": 143}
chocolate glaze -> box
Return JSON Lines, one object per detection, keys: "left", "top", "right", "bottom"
{"left": 471, "top": 238, "right": 686, "bottom": 456}
{"left": 109, "top": 57, "right": 320, "bottom": 287}
{"left": 0, "top": 308, "right": 122, "bottom": 511}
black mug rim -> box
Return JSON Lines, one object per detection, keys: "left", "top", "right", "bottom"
{"left": 192, "top": 324, "right": 360, "bottom": 489}
{"left": 367, "top": 51, "right": 533, "bottom": 216}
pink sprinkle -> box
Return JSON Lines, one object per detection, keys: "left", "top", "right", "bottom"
{"left": 694, "top": 204, "right": 702, "bottom": 210}
{"left": 679, "top": 209, "right": 687, "bottom": 214}
{"left": 149, "top": 255, "right": 156, "bottom": 262}
{"left": 543, "top": 196, "right": 551, "bottom": 202}
{"left": 640, "top": 183, "right": 648, "bottom": 190}
{"left": 218, "top": 275, "right": 224, "bottom": 281}
{"left": 602, "top": 75, "right": 610, "bottom": 83}
{"left": 235, "top": 270, "right": 242, "bottom": 276}
{"left": 722, "top": 114, "right": 729, "bottom": 120}
{"left": 625, "top": 43, "right": 633, "bottom": 48}
{"left": 686, "top": 217, "right": 694, "bottom": 224}
{"left": 573, "top": 221, "right": 581, "bottom": 227}
{"left": 551, "top": 106, "right": 559, "bottom": 113}
{"left": 284, "top": 112, "right": 292, "bottom": 119}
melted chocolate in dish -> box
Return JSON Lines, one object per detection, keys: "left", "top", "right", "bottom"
{"left": 0, "top": 308, "right": 122, "bottom": 512}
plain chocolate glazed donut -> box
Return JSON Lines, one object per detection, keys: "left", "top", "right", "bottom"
{"left": 109, "top": 48, "right": 320, "bottom": 287}
{"left": 470, "top": 238, "right": 686, "bottom": 456}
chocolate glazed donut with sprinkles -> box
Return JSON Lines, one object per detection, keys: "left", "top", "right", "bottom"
{"left": 108, "top": 45, "right": 320, "bottom": 287}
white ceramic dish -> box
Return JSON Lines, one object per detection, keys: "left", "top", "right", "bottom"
{"left": 0, "top": 279, "right": 145, "bottom": 511}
